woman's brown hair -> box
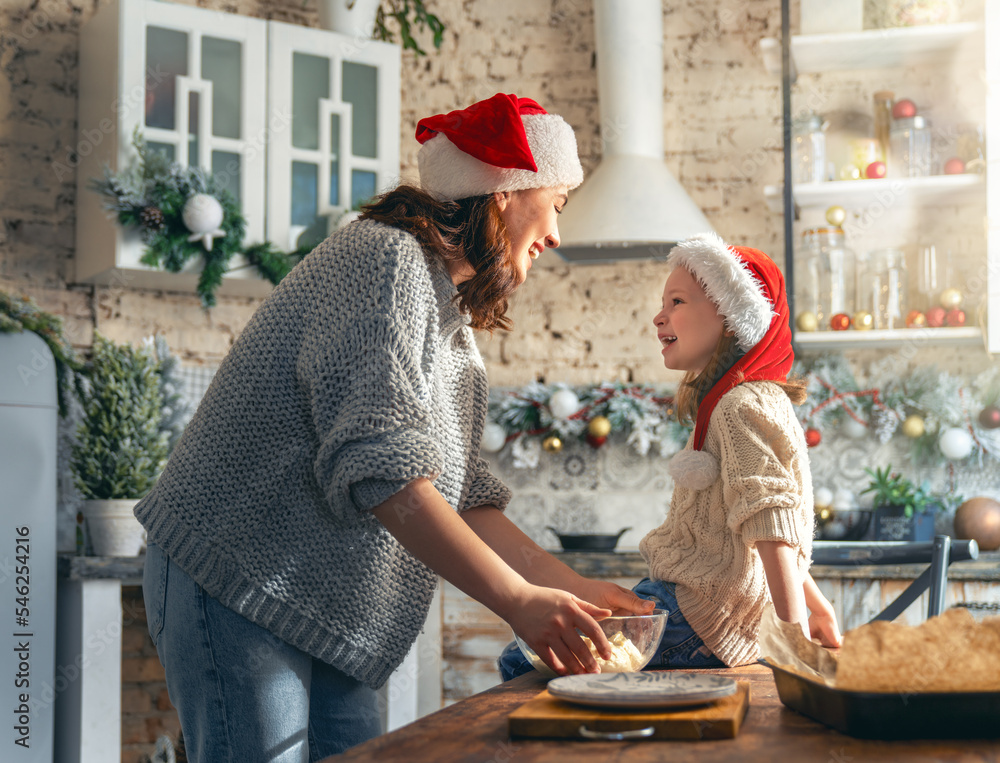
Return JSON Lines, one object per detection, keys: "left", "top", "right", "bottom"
{"left": 675, "top": 332, "right": 808, "bottom": 425}
{"left": 359, "top": 185, "right": 519, "bottom": 332}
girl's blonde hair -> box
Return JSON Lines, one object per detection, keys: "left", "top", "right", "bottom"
{"left": 674, "top": 331, "right": 808, "bottom": 425}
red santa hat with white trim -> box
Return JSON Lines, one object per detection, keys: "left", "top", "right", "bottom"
{"left": 666, "top": 232, "right": 796, "bottom": 490}
{"left": 416, "top": 93, "right": 584, "bottom": 201}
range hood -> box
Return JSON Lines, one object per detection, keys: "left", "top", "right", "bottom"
{"left": 550, "top": 0, "right": 715, "bottom": 264}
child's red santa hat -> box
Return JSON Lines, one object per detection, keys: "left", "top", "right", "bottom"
{"left": 666, "top": 232, "right": 795, "bottom": 490}
{"left": 416, "top": 93, "right": 584, "bottom": 201}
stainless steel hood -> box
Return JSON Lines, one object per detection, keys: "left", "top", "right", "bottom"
{"left": 549, "top": 0, "right": 715, "bottom": 264}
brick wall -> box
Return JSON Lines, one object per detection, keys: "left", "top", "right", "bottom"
{"left": 120, "top": 586, "right": 179, "bottom": 763}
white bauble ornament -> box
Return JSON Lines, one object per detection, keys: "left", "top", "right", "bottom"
{"left": 824, "top": 519, "right": 848, "bottom": 539}
{"left": 182, "top": 193, "right": 226, "bottom": 251}
{"left": 938, "top": 427, "right": 974, "bottom": 461}
{"left": 841, "top": 417, "right": 868, "bottom": 439}
{"left": 336, "top": 209, "right": 362, "bottom": 229}
{"left": 480, "top": 422, "right": 507, "bottom": 453}
{"left": 548, "top": 388, "right": 580, "bottom": 419}
{"left": 814, "top": 487, "right": 834, "bottom": 510}
{"left": 832, "top": 488, "right": 855, "bottom": 511}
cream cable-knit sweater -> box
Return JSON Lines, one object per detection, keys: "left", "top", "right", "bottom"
{"left": 639, "top": 382, "right": 813, "bottom": 666}
{"left": 136, "top": 219, "right": 511, "bottom": 689}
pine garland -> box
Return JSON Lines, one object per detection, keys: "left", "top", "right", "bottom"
{"left": 91, "top": 132, "right": 306, "bottom": 307}
{"left": 0, "top": 290, "right": 85, "bottom": 417}
{"left": 488, "top": 382, "right": 690, "bottom": 464}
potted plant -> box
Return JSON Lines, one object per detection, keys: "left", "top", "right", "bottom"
{"left": 71, "top": 334, "right": 169, "bottom": 556}
{"left": 317, "top": 0, "right": 445, "bottom": 56}
{"left": 861, "top": 466, "right": 937, "bottom": 542}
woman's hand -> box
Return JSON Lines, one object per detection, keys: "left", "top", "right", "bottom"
{"left": 570, "top": 578, "right": 657, "bottom": 617}
{"left": 505, "top": 584, "right": 613, "bottom": 676}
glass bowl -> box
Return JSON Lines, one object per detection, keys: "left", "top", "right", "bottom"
{"left": 514, "top": 609, "right": 668, "bottom": 677}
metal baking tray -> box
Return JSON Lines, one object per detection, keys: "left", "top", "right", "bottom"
{"left": 765, "top": 661, "right": 1000, "bottom": 740}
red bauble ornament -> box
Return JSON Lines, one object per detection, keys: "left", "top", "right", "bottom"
{"left": 944, "top": 157, "right": 966, "bottom": 175}
{"left": 805, "top": 428, "right": 822, "bottom": 448}
{"left": 906, "top": 309, "right": 927, "bottom": 328}
{"left": 978, "top": 405, "right": 1000, "bottom": 430}
{"left": 925, "top": 305, "right": 947, "bottom": 328}
{"left": 830, "top": 313, "right": 852, "bottom": 331}
{"left": 945, "top": 308, "right": 966, "bottom": 327}
{"left": 892, "top": 98, "right": 917, "bottom": 119}
{"left": 585, "top": 434, "right": 607, "bottom": 449}
{"left": 865, "top": 160, "right": 887, "bottom": 179}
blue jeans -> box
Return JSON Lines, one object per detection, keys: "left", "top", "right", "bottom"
{"left": 143, "top": 543, "right": 382, "bottom": 762}
{"left": 498, "top": 578, "right": 725, "bottom": 681}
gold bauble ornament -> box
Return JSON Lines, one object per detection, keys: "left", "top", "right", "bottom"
{"left": 939, "top": 287, "right": 963, "bottom": 309}
{"left": 901, "top": 414, "right": 925, "bottom": 438}
{"left": 542, "top": 435, "right": 563, "bottom": 453}
{"left": 816, "top": 506, "right": 832, "bottom": 523}
{"left": 587, "top": 415, "right": 612, "bottom": 438}
{"left": 852, "top": 311, "right": 874, "bottom": 330}
{"left": 796, "top": 311, "right": 819, "bottom": 332}
{"left": 825, "top": 205, "right": 847, "bottom": 226}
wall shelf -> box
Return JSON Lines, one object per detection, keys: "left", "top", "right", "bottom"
{"left": 763, "top": 174, "right": 984, "bottom": 213}
{"left": 794, "top": 326, "right": 983, "bottom": 351}
{"left": 760, "top": 22, "right": 982, "bottom": 77}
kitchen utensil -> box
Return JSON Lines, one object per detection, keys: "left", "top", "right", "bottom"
{"left": 547, "top": 526, "right": 630, "bottom": 552}
{"left": 514, "top": 610, "right": 668, "bottom": 677}
{"left": 765, "top": 660, "right": 1000, "bottom": 739}
{"left": 508, "top": 681, "right": 750, "bottom": 741}
{"left": 547, "top": 671, "right": 738, "bottom": 709}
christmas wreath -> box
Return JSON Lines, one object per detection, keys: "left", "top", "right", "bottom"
{"left": 90, "top": 133, "right": 311, "bottom": 307}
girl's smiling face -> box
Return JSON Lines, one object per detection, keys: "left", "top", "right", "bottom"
{"left": 653, "top": 266, "right": 727, "bottom": 375}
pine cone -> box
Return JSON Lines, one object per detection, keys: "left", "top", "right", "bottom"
{"left": 871, "top": 407, "right": 898, "bottom": 444}
{"left": 140, "top": 206, "right": 165, "bottom": 231}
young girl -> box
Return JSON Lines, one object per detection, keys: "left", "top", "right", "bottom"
{"left": 498, "top": 233, "right": 840, "bottom": 681}
{"left": 637, "top": 232, "right": 842, "bottom": 668}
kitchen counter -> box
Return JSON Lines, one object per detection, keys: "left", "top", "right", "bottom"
{"left": 554, "top": 550, "right": 1000, "bottom": 580}
{"left": 325, "top": 664, "right": 1000, "bottom": 762}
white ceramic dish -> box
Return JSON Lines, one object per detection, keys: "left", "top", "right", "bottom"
{"left": 547, "top": 671, "right": 737, "bottom": 709}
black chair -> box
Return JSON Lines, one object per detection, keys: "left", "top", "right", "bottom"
{"left": 812, "top": 535, "right": 979, "bottom": 622}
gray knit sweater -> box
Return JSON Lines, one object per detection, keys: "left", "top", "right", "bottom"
{"left": 135, "top": 219, "right": 511, "bottom": 689}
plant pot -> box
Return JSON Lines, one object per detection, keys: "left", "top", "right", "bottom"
{"left": 81, "top": 499, "right": 145, "bottom": 557}
{"left": 317, "top": 0, "right": 381, "bottom": 37}
{"left": 872, "top": 504, "right": 936, "bottom": 542}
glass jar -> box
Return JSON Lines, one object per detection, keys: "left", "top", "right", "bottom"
{"left": 799, "top": 227, "right": 857, "bottom": 327}
{"left": 870, "top": 248, "right": 909, "bottom": 329}
{"left": 889, "top": 116, "right": 933, "bottom": 177}
{"left": 792, "top": 112, "right": 828, "bottom": 184}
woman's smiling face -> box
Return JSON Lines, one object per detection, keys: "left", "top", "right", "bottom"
{"left": 495, "top": 186, "right": 568, "bottom": 283}
{"left": 653, "top": 266, "right": 727, "bottom": 374}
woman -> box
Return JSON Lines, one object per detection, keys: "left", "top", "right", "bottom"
{"left": 137, "top": 93, "right": 653, "bottom": 762}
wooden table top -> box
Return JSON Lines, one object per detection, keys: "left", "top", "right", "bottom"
{"left": 327, "top": 665, "right": 1000, "bottom": 762}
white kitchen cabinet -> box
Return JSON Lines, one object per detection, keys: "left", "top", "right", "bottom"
{"left": 761, "top": 8, "right": 998, "bottom": 353}
{"left": 75, "top": 0, "right": 400, "bottom": 298}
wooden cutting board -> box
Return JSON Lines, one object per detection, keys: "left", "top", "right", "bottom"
{"left": 508, "top": 681, "right": 750, "bottom": 741}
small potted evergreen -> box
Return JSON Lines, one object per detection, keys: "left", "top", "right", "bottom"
{"left": 71, "top": 334, "right": 169, "bottom": 556}
{"left": 861, "top": 466, "right": 937, "bottom": 542}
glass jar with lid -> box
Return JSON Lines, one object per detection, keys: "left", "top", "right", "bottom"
{"left": 792, "top": 112, "right": 828, "bottom": 184}
{"left": 798, "top": 227, "right": 857, "bottom": 328}
{"left": 889, "top": 116, "right": 933, "bottom": 177}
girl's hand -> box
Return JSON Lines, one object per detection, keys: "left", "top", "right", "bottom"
{"left": 571, "top": 578, "right": 657, "bottom": 617}
{"left": 506, "top": 585, "right": 614, "bottom": 676}
{"left": 808, "top": 607, "right": 843, "bottom": 648}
